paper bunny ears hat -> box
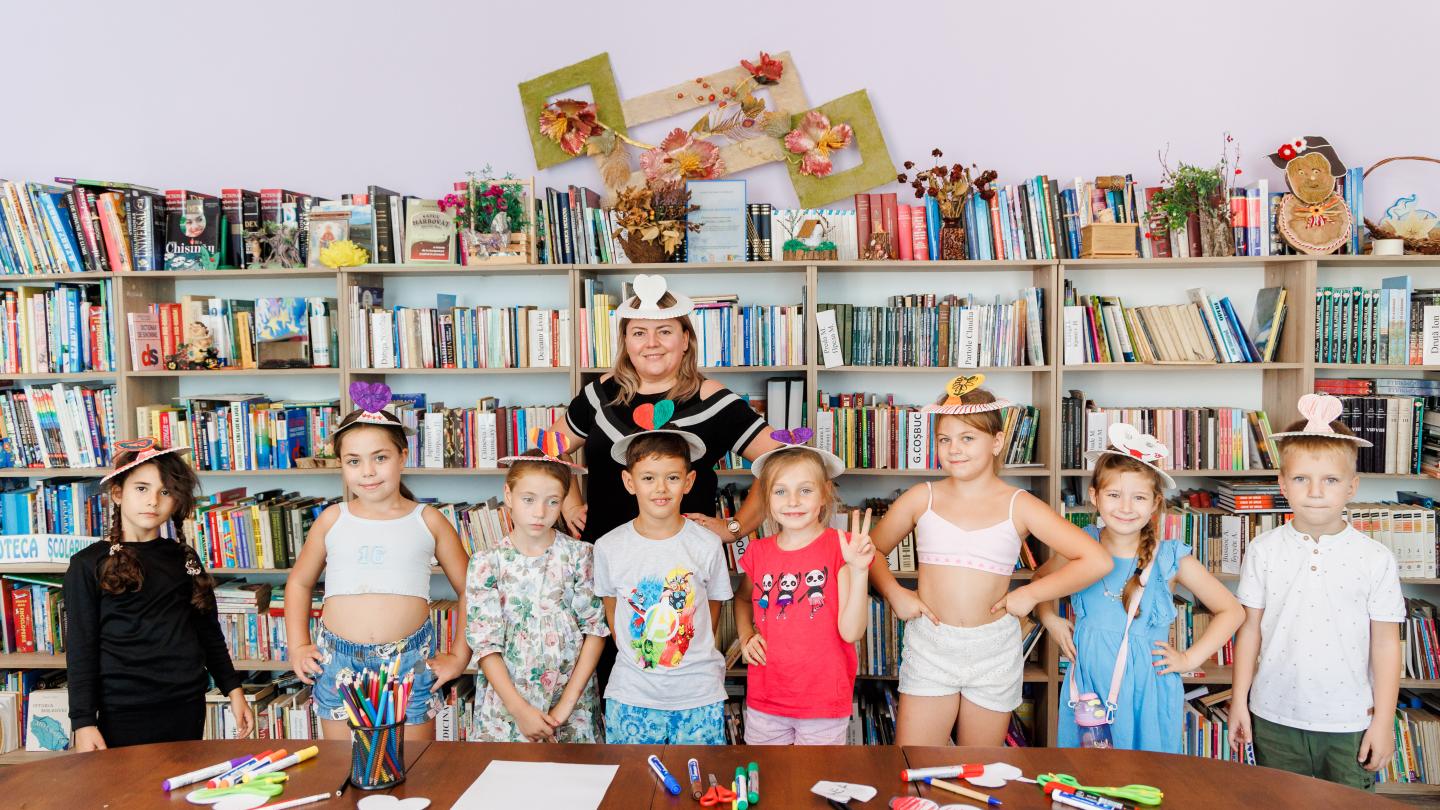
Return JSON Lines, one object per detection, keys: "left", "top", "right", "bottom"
{"left": 613, "top": 274, "right": 694, "bottom": 320}
{"left": 1268, "top": 392, "right": 1372, "bottom": 447}
{"left": 334, "top": 381, "right": 417, "bottom": 437}
{"left": 749, "top": 427, "right": 846, "bottom": 480}
{"left": 609, "top": 399, "right": 707, "bottom": 463}
{"left": 1084, "top": 423, "right": 1178, "bottom": 490}
{"left": 101, "top": 437, "right": 194, "bottom": 483}
{"left": 499, "top": 428, "right": 586, "bottom": 473}
{"left": 920, "top": 373, "right": 1013, "bottom": 414}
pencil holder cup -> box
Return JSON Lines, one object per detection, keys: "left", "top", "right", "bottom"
{"left": 349, "top": 719, "right": 406, "bottom": 790}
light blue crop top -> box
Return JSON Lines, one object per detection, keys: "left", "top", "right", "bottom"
{"left": 322, "top": 502, "right": 435, "bottom": 599}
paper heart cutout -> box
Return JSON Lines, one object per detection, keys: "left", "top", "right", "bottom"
{"left": 350, "top": 380, "right": 394, "bottom": 413}
{"left": 653, "top": 399, "right": 675, "bottom": 428}
{"left": 1297, "top": 392, "right": 1342, "bottom": 433}
{"left": 632, "top": 274, "right": 668, "bottom": 310}
{"left": 886, "top": 798, "right": 938, "bottom": 810}
{"left": 1107, "top": 422, "right": 1169, "bottom": 464}
{"left": 633, "top": 403, "right": 656, "bottom": 430}
{"left": 966, "top": 761, "right": 1025, "bottom": 788}
{"left": 813, "top": 781, "right": 879, "bottom": 802}
{"left": 356, "top": 797, "right": 431, "bottom": 810}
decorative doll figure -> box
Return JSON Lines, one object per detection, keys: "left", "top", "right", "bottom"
{"left": 1269, "top": 136, "right": 1352, "bottom": 255}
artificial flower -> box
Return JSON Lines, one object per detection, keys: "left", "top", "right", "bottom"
{"left": 538, "top": 99, "right": 602, "bottom": 156}
{"left": 1276, "top": 143, "right": 1297, "bottom": 162}
{"left": 640, "top": 128, "right": 725, "bottom": 184}
{"left": 317, "top": 239, "right": 369, "bottom": 269}
{"left": 740, "top": 52, "right": 784, "bottom": 85}
{"left": 784, "top": 110, "right": 854, "bottom": 178}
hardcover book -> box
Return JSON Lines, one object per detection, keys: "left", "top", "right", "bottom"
{"left": 404, "top": 200, "right": 456, "bottom": 264}
{"left": 163, "top": 197, "right": 223, "bottom": 270}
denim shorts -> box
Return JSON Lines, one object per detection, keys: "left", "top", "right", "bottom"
{"left": 603, "top": 699, "right": 726, "bottom": 745}
{"left": 311, "top": 621, "right": 441, "bottom": 725}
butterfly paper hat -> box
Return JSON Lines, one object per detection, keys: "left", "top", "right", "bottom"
{"left": 1268, "top": 392, "right": 1372, "bottom": 447}
{"left": 749, "top": 426, "right": 845, "bottom": 480}
{"left": 613, "top": 274, "right": 694, "bottom": 320}
{"left": 101, "top": 437, "right": 194, "bottom": 484}
{"left": 609, "top": 399, "right": 707, "bottom": 463}
{"left": 1083, "top": 422, "right": 1178, "bottom": 490}
{"left": 499, "top": 428, "right": 587, "bottom": 473}
{"left": 920, "top": 374, "right": 1013, "bottom": 414}
{"left": 334, "top": 381, "right": 416, "bottom": 437}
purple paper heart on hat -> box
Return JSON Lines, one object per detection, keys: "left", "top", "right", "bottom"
{"left": 350, "top": 381, "right": 393, "bottom": 414}
{"left": 771, "top": 427, "right": 814, "bottom": 445}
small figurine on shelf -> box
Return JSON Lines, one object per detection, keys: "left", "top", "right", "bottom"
{"left": 0, "top": 436, "right": 13, "bottom": 468}
{"left": 864, "top": 220, "right": 892, "bottom": 260}
{"left": 255, "top": 222, "right": 302, "bottom": 269}
{"left": 167, "top": 321, "right": 221, "bottom": 370}
{"left": 1268, "top": 135, "right": 1353, "bottom": 255}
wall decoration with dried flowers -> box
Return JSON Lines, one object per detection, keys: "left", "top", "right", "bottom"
{"left": 610, "top": 184, "right": 702, "bottom": 264}
{"left": 784, "top": 110, "right": 854, "bottom": 178}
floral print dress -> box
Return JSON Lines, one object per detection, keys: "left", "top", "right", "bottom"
{"left": 464, "top": 532, "right": 610, "bottom": 742}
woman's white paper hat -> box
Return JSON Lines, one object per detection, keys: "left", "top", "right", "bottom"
{"left": 1083, "top": 422, "right": 1178, "bottom": 490}
{"left": 613, "top": 274, "right": 694, "bottom": 320}
{"left": 1268, "top": 393, "right": 1372, "bottom": 447}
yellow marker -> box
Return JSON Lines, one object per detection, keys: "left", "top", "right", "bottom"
{"left": 243, "top": 746, "right": 320, "bottom": 781}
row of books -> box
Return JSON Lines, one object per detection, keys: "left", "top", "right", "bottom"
{"left": 1063, "top": 284, "right": 1284, "bottom": 365}
{"left": 1402, "top": 600, "right": 1440, "bottom": 682}
{"left": 206, "top": 680, "right": 321, "bottom": 742}
{"left": 1367, "top": 501, "right": 1440, "bottom": 580}
{"left": 128, "top": 297, "right": 337, "bottom": 371}
{"left": 1168, "top": 596, "right": 1234, "bottom": 666}
{"left": 1212, "top": 480, "right": 1289, "bottom": 514}
{"left": 1321, "top": 393, "right": 1440, "bottom": 476}
{"left": 1066, "top": 504, "right": 1287, "bottom": 576}
{"left": 687, "top": 298, "right": 806, "bottom": 368}
{"left": 0, "top": 282, "right": 115, "bottom": 374}
{"left": 1374, "top": 692, "right": 1440, "bottom": 787}
{"left": 0, "top": 479, "right": 104, "bottom": 537}
{"left": 0, "top": 384, "right": 117, "bottom": 470}
{"left": 137, "top": 397, "right": 339, "bottom": 472}
{"left": 186, "top": 489, "right": 340, "bottom": 570}
{"left": 389, "top": 401, "right": 566, "bottom": 470}
{"left": 1311, "top": 280, "right": 1440, "bottom": 365}
{"left": 1181, "top": 687, "right": 1254, "bottom": 763}
{"left": 814, "top": 394, "right": 1040, "bottom": 470}
{"left": 1, "top": 574, "right": 63, "bottom": 654}
{"left": 349, "top": 287, "right": 571, "bottom": 370}
{"left": 1061, "top": 392, "right": 1277, "bottom": 473}
{"left": 816, "top": 289, "right": 1047, "bottom": 368}
{"left": 0, "top": 179, "right": 172, "bottom": 275}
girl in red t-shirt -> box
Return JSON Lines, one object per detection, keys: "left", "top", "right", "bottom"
{"left": 734, "top": 440, "right": 874, "bottom": 744}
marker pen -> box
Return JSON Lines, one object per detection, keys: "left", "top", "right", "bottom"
{"left": 161, "top": 755, "right": 250, "bottom": 791}
{"left": 747, "top": 761, "right": 759, "bottom": 804}
{"left": 244, "top": 746, "right": 320, "bottom": 780}
{"left": 736, "top": 766, "right": 750, "bottom": 810}
{"left": 1049, "top": 789, "right": 1121, "bottom": 810}
{"left": 208, "top": 749, "right": 274, "bottom": 788}
{"left": 1041, "top": 782, "right": 1131, "bottom": 809}
{"left": 688, "top": 758, "right": 703, "bottom": 800}
{"left": 901, "top": 763, "right": 984, "bottom": 781}
{"left": 647, "top": 754, "right": 682, "bottom": 795}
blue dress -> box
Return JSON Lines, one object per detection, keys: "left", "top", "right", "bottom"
{"left": 1058, "top": 526, "right": 1189, "bottom": 753}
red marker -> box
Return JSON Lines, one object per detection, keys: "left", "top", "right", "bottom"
{"left": 900, "top": 763, "right": 984, "bottom": 781}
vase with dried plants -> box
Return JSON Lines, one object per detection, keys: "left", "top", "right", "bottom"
{"left": 611, "top": 184, "right": 701, "bottom": 264}
{"left": 1148, "top": 134, "right": 1242, "bottom": 257}
{"left": 897, "top": 150, "right": 995, "bottom": 261}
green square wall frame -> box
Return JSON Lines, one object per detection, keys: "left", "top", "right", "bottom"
{"left": 519, "top": 53, "right": 627, "bottom": 170}
{"left": 786, "top": 89, "right": 895, "bottom": 208}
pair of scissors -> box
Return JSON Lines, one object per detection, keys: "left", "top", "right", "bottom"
{"left": 1037, "top": 773, "right": 1164, "bottom": 806}
{"left": 700, "top": 773, "right": 737, "bottom": 807}
{"left": 185, "top": 772, "right": 287, "bottom": 807}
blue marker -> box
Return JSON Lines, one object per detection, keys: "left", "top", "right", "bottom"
{"left": 647, "top": 754, "right": 682, "bottom": 796}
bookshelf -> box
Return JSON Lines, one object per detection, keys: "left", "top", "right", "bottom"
{"left": 3, "top": 254, "right": 1438, "bottom": 780}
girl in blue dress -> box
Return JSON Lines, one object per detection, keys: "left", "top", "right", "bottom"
{"left": 1035, "top": 423, "right": 1243, "bottom": 752}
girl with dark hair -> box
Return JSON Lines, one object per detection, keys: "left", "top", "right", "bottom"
{"left": 283, "top": 382, "right": 471, "bottom": 743}
{"left": 65, "top": 438, "right": 254, "bottom": 750}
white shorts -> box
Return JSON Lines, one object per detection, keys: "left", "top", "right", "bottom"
{"left": 898, "top": 613, "right": 1023, "bottom": 712}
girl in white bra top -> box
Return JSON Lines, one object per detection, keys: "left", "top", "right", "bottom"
{"left": 283, "top": 382, "right": 474, "bottom": 742}
{"left": 866, "top": 379, "right": 1112, "bottom": 749}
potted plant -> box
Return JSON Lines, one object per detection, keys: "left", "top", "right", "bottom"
{"left": 1148, "top": 135, "right": 1241, "bottom": 258}
{"left": 897, "top": 150, "right": 995, "bottom": 260}
{"left": 611, "top": 184, "right": 700, "bottom": 264}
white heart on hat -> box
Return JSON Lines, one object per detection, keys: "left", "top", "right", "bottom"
{"left": 632, "top": 274, "right": 668, "bottom": 310}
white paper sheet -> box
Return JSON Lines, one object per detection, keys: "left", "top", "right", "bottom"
{"left": 450, "top": 760, "right": 619, "bottom": 810}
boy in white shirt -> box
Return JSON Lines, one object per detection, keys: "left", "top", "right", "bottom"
{"left": 1230, "top": 396, "right": 1404, "bottom": 791}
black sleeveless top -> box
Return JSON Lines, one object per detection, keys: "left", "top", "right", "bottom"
{"left": 565, "top": 378, "right": 768, "bottom": 542}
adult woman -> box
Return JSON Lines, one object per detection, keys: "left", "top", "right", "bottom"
{"left": 547, "top": 274, "right": 781, "bottom": 543}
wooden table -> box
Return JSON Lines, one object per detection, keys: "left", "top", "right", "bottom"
{"left": 904, "top": 746, "right": 1402, "bottom": 809}
{"left": 0, "top": 741, "right": 1405, "bottom": 808}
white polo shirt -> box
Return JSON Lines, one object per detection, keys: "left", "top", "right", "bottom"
{"left": 1236, "top": 521, "right": 1405, "bottom": 732}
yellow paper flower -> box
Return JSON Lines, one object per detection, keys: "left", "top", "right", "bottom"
{"left": 318, "top": 239, "right": 370, "bottom": 269}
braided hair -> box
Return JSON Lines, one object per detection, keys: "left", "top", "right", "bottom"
{"left": 1090, "top": 452, "right": 1167, "bottom": 616}
{"left": 100, "top": 450, "right": 215, "bottom": 611}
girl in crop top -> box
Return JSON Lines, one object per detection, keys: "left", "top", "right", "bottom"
{"left": 284, "top": 383, "right": 472, "bottom": 743}
{"left": 867, "top": 378, "right": 1112, "bottom": 747}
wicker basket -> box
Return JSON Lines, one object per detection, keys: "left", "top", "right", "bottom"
{"left": 1362, "top": 155, "right": 1440, "bottom": 255}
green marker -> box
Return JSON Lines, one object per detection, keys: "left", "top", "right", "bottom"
{"left": 748, "top": 761, "right": 759, "bottom": 805}
{"left": 736, "top": 766, "right": 749, "bottom": 810}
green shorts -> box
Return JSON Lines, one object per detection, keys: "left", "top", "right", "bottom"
{"left": 1251, "top": 714, "right": 1374, "bottom": 792}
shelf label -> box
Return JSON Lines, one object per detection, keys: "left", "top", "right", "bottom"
{"left": 0, "top": 535, "right": 100, "bottom": 565}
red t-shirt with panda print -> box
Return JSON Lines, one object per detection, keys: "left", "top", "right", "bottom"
{"left": 738, "top": 527, "right": 859, "bottom": 719}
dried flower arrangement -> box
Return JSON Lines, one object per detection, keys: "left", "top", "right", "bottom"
{"left": 611, "top": 184, "right": 701, "bottom": 264}
{"left": 437, "top": 167, "right": 529, "bottom": 234}
{"left": 895, "top": 149, "right": 997, "bottom": 260}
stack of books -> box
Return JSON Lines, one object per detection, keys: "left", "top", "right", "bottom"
{"left": 1062, "top": 391, "right": 1278, "bottom": 473}
{"left": 1062, "top": 284, "right": 1281, "bottom": 365}
{"left": 0, "top": 383, "right": 116, "bottom": 470}
{"left": 1213, "top": 480, "right": 1289, "bottom": 513}
{"left": 816, "top": 393, "right": 1039, "bottom": 470}
{"left": 136, "top": 397, "right": 339, "bottom": 472}
{"left": 0, "top": 282, "right": 114, "bottom": 374}
{"left": 817, "top": 289, "right": 1046, "bottom": 367}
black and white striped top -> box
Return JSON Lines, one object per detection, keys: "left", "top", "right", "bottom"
{"left": 566, "top": 378, "right": 768, "bottom": 542}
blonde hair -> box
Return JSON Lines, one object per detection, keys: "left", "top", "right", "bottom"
{"left": 610, "top": 293, "right": 703, "bottom": 407}
{"left": 1090, "top": 453, "right": 1167, "bottom": 615}
{"left": 1275, "top": 418, "right": 1359, "bottom": 474}
{"left": 756, "top": 448, "right": 839, "bottom": 529}
{"left": 934, "top": 389, "right": 1007, "bottom": 473}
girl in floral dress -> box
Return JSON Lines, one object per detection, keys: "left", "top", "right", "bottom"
{"left": 465, "top": 442, "right": 609, "bottom": 742}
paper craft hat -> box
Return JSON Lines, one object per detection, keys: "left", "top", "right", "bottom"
{"left": 749, "top": 427, "right": 846, "bottom": 479}
{"left": 499, "top": 428, "right": 587, "bottom": 473}
{"left": 1268, "top": 393, "right": 1372, "bottom": 447}
{"left": 609, "top": 399, "right": 707, "bottom": 463}
{"left": 101, "top": 437, "right": 194, "bottom": 484}
{"left": 334, "top": 381, "right": 416, "bottom": 438}
{"left": 613, "top": 274, "right": 694, "bottom": 320}
{"left": 1267, "top": 135, "right": 1347, "bottom": 176}
{"left": 920, "top": 374, "right": 1013, "bottom": 414}
{"left": 1083, "top": 422, "right": 1178, "bottom": 490}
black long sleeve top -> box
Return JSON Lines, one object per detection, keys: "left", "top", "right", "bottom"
{"left": 63, "top": 539, "right": 243, "bottom": 730}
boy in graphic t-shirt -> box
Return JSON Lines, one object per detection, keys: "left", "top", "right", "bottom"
{"left": 594, "top": 425, "right": 733, "bottom": 745}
